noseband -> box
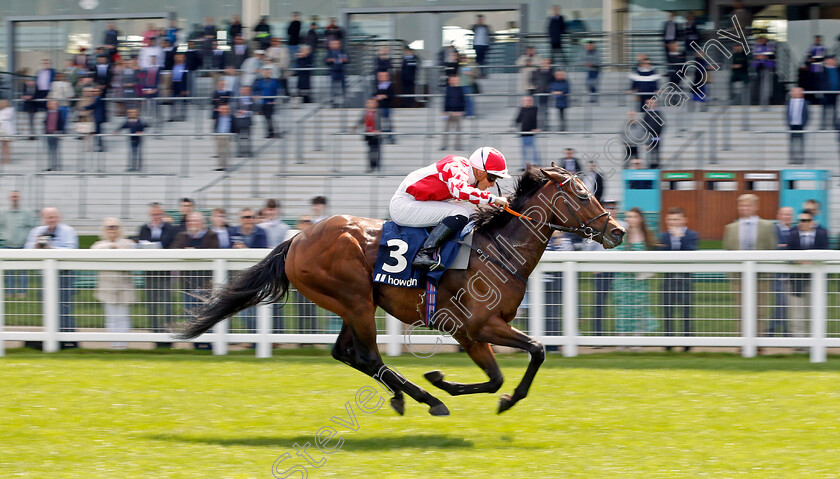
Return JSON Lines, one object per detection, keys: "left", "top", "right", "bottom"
{"left": 503, "top": 174, "right": 611, "bottom": 241}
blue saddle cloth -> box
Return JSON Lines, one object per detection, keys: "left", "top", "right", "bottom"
{"left": 373, "top": 221, "right": 469, "bottom": 288}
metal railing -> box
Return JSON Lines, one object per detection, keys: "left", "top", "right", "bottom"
{"left": 1, "top": 249, "right": 838, "bottom": 363}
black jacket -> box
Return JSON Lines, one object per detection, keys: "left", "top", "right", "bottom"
{"left": 444, "top": 85, "right": 466, "bottom": 112}
{"left": 514, "top": 106, "right": 539, "bottom": 134}
{"left": 137, "top": 222, "right": 179, "bottom": 248}
{"left": 287, "top": 20, "right": 301, "bottom": 45}
{"left": 547, "top": 15, "right": 566, "bottom": 45}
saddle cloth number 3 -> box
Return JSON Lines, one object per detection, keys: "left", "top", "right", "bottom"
{"left": 382, "top": 239, "right": 409, "bottom": 273}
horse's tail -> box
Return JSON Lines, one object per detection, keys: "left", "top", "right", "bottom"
{"left": 177, "top": 238, "right": 294, "bottom": 340}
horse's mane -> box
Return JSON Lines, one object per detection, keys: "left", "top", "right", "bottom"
{"left": 473, "top": 165, "right": 550, "bottom": 232}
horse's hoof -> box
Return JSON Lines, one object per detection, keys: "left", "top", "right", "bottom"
{"left": 390, "top": 396, "right": 405, "bottom": 416}
{"left": 498, "top": 394, "right": 515, "bottom": 414}
{"left": 429, "top": 403, "right": 450, "bottom": 416}
{"left": 424, "top": 370, "right": 445, "bottom": 385}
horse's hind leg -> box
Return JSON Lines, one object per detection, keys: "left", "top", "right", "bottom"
{"left": 424, "top": 335, "right": 504, "bottom": 396}
{"left": 474, "top": 316, "right": 545, "bottom": 414}
{"left": 331, "top": 322, "right": 405, "bottom": 415}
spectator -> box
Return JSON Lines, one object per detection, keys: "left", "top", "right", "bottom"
{"left": 141, "top": 55, "right": 161, "bottom": 120}
{"left": 310, "top": 196, "right": 328, "bottom": 223}
{"left": 209, "top": 208, "right": 234, "bottom": 248}
{"left": 665, "top": 42, "right": 685, "bottom": 85}
{"left": 221, "top": 66, "right": 241, "bottom": 99}
{"left": 142, "top": 23, "right": 159, "bottom": 47}
{"left": 253, "top": 67, "right": 281, "bottom": 139}
{"left": 659, "top": 207, "right": 699, "bottom": 352}
{"left": 441, "top": 75, "right": 465, "bottom": 151}
{"left": 169, "top": 53, "right": 190, "bottom": 122}
{"left": 241, "top": 50, "right": 265, "bottom": 90}
{"left": 401, "top": 48, "right": 418, "bottom": 106}
{"left": 296, "top": 45, "right": 314, "bottom": 103}
{"left": 305, "top": 22, "right": 320, "bottom": 51}
{"left": 287, "top": 12, "right": 302, "bottom": 58}
{"left": 231, "top": 208, "right": 268, "bottom": 249}
{"left": 171, "top": 211, "right": 219, "bottom": 350}
{"left": 581, "top": 160, "right": 604, "bottom": 202}
{"left": 136, "top": 202, "right": 177, "bottom": 347}
{"left": 629, "top": 57, "right": 659, "bottom": 111}
{"left": 614, "top": 207, "right": 658, "bottom": 339}
{"left": 442, "top": 48, "right": 460, "bottom": 83}
{"left": 730, "top": 43, "right": 749, "bottom": 105}
{"left": 375, "top": 70, "right": 395, "bottom": 140}
{"left": 63, "top": 59, "right": 82, "bottom": 85}
{"left": 228, "top": 15, "right": 242, "bottom": 42}
{"left": 683, "top": 13, "right": 699, "bottom": 53}
{"left": 559, "top": 147, "right": 580, "bottom": 173}
{"left": 785, "top": 209, "right": 828, "bottom": 341}
{"left": 267, "top": 36, "right": 290, "bottom": 80}
{"left": 688, "top": 50, "right": 709, "bottom": 113}
{"left": 821, "top": 56, "right": 839, "bottom": 129}
{"left": 210, "top": 40, "right": 227, "bottom": 75}
{"left": 662, "top": 12, "right": 680, "bottom": 59}
{"left": 786, "top": 87, "right": 809, "bottom": 164}
{"left": 471, "top": 14, "right": 493, "bottom": 76}
{"left": 177, "top": 198, "right": 195, "bottom": 230}
{"left": 325, "top": 39, "right": 348, "bottom": 106}
{"left": 803, "top": 199, "right": 822, "bottom": 226}
{"left": 515, "top": 46, "right": 541, "bottom": 95}
{"left": 354, "top": 98, "right": 382, "bottom": 172}
{"left": 25, "top": 207, "right": 79, "bottom": 350}
{"left": 532, "top": 58, "right": 553, "bottom": 128}
{"left": 723, "top": 194, "right": 776, "bottom": 251}
{"left": 210, "top": 79, "right": 233, "bottom": 121}
{"left": 234, "top": 85, "right": 255, "bottom": 158}
{"left": 324, "top": 17, "right": 344, "bottom": 47}
{"left": 35, "top": 59, "right": 55, "bottom": 108}
{"left": 49, "top": 72, "right": 74, "bottom": 120}
{"left": 770, "top": 206, "right": 794, "bottom": 336}
{"left": 258, "top": 199, "right": 290, "bottom": 247}
{"left": 753, "top": 37, "right": 776, "bottom": 109}
{"left": 254, "top": 15, "right": 273, "bottom": 50}
{"left": 166, "top": 19, "right": 181, "bottom": 46}
{"left": 547, "top": 6, "right": 566, "bottom": 65}
{"left": 374, "top": 46, "right": 392, "bottom": 75}
{"left": 93, "top": 55, "right": 113, "bottom": 93}
{"left": 231, "top": 35, "right": 249, "bottom": 69}
{"left": 0, "top": 100, "right": 15, "bottom": 165}
{"left": 643, "top": 98, "right": 664, "bottom": 169}
{"left": 583, "top": 41, "right": 600, "bottom": 103}
{"left": 83, "top": 85, "right": 107, "bottom": 153}
{"left": 549, "top": 69, "right": 569, "bottom": 131}
{"left": 214, "top": 102, "right": 234, "bottom": 170}
{"left": 103, "top": 22, "right": 120, "bottom": 60}
{"left": 807, "top": 35, "right": 826, "bottom": 74}
{"left": 21, "top": 79, "right": 38, "bottom": 140}
{"left": 115, "top": 107, "right": 146, "bottom": 172}
{"left": 43, "top": 100, "right": 66, "bottom": 171}
{"left": 75, "top": 86, "right": 96, "bottom": 157}
{"left": 162, "top": 39, "right": 176, "bottom": 71}
{"left": 582, "top": 198, "right": 621, "bottom": 336}
{"left": 0, "top": 191, "right": 37, "bottom": 298}
{"left": 91, "top": 218, "right": 136, "bottom": 350}
{"left": 513, "top": 95, "right": 540, "bottom": 168}
{"left": 459, "top": 54, "right": 478, "bottom": 119}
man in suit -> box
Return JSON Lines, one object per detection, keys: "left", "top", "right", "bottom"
{"left": 230, "top": 34, "right": 249, "bottom": 69}
{"left": 559, "top": 147, "right": 581, "bottom": 172}
{"left": 136, "top": 202, "right": 179, "bottom": 347}
{"left": 83, "top": 86, "right": 108, "bottom": 152}
{"left": 233, "top": 85, "right": 255, "bottom": 158}
{"left": 169, "top": 53, "right": 189, "bottom": 121}
{"left": 662, "top": 12, "right": 681, "bottom": 59}
{"left": 35, "top": 59, "right": 55, "bottom": 109}
{"left": 770, "top": 206, "right": 794, "bottom": 336}
{"left": 821, "top": 56, "right": 839, "bottom": 129}
{"left": 786, "top": 87, "right": 809, "bottom": 164}
{"left": 325, "top": 39, "right": 348, "bottom": 106}
{"left": 786, "top": 209, "right": 829, "bottom": 339}
{"left": 115, "top": 107, "right": 146, "bottom": 171}
{"left": 581, "top": 160, "right": 604, "bottom": 202}
{"left": 103, "top": 22, "right": 120, "bottom": 61}
{"left": 210, "top": 79, "right": 232, "bottom": 121}
{"left": 401, "top": 48, "right": 418, "bottom": 107}
{"left": 659, "top": 207, "right": 699, "bottom": 352}
{"left": 43, "top": 100, "right": 66, "bottom": 171}
{"left": 252, "top": 67, "right": 281, "bottom": 139}
{"left": 723, "top": 194, "right": 777, "bottom": 346}
{"left": 93, "top": 55, "right": 113, "bottom": 94}
{"left": 210, "top": 40, "right": 227, "bottom": 81}
{"left": 142, "top": 55, "right": 161, "bottom": 124}
{"left": 547, "top": 6, "right": 566, "bottom": 65}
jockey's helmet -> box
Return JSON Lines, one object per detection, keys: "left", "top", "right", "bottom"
{"left": 469, "top": 147, "right": 511, "bottom": 179}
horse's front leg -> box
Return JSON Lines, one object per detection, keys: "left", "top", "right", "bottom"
{"left": 474, "top": 316, "right": 545, "bottom": 414}
{"left": 424, "top": 333, "right": 504, "bottom": 396}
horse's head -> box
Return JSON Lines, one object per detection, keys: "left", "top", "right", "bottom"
{"left": 538, "top": 165, "right": 625, "bottom": 249}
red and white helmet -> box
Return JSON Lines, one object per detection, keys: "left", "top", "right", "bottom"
{"left": 469, "top": 147, "right": 511, "bottom": 179}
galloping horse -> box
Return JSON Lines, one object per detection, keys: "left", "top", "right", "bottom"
{"left": 180, "top": 166, "right": 625, "bottom": 415}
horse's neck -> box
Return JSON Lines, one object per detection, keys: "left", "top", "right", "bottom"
{"left": 484, "top": 212, "right": 552, "bottom": 279}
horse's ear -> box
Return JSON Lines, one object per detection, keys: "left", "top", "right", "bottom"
{"left": 551, "top": 161, "right": 557, "bottom": 168}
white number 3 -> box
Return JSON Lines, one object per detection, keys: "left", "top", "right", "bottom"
{"left": 382, "top": 239, "right": 409, "bottom": 273}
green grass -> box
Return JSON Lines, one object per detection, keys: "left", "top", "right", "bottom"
{"left": 2, "top": 350, "right": 840, "bottom": 478}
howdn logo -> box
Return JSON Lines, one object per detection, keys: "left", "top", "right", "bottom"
{"left": 374, "top": 273, "right": 419, "bottom": 288}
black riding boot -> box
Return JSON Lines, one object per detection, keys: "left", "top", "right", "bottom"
{"left": 412, "top": 215, "right": 469, "bottom": 271}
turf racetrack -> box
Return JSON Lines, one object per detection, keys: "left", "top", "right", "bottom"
{"left": 2, "top": 350, "right": 839, "bottom": 478}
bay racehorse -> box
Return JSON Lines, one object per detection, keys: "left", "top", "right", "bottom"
{"left": 179, "top": 166, "right": 625, "bottom": 415}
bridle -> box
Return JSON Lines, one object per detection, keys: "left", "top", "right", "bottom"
{"left": 503, "top": 172, "right": 611, "bottom": 241}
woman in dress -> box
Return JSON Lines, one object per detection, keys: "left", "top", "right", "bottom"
{"left": 91, "top": 218, "right": 137, "bottom": 349}
{"left": 613, "top": 207, "right": 659, "bottom": 337}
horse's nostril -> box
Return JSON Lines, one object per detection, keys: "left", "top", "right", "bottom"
{"left": 611, "top": 228, "right": 625, "bottom": 241}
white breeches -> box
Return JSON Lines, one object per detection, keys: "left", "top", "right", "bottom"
{"left": 389, "top": 192, "right": 475, "bottom": 227}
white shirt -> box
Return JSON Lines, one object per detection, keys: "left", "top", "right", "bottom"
{"left": 37, "top": 69, "right": 52, "bottom": 91}
{"left": 739, "top": 216, "right": 760, "bottom": 250}
{"left": 789, "top": 98, "right": 804, "bottom": 126}
{"left": 799, "top": 230, "right": 815, "bottom": 249}
{"left": 670, "top": 227, "right": 687, "bottom": 250}
{"left": 258, "top": 219, "right": 290, "bottom": 248}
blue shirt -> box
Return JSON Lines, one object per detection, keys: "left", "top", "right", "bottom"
{"left": 24, "top": 224, "right": 79, "bottom": 249}
{"left": 216, "top": 115, "right": 232, "bottom": 133}
{"left": 173, "top": 64, "right": 185, "bottom": 82}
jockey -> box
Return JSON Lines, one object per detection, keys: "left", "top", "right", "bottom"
{"left": 390, "top": 146, "right": 511, "bottom": 271}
